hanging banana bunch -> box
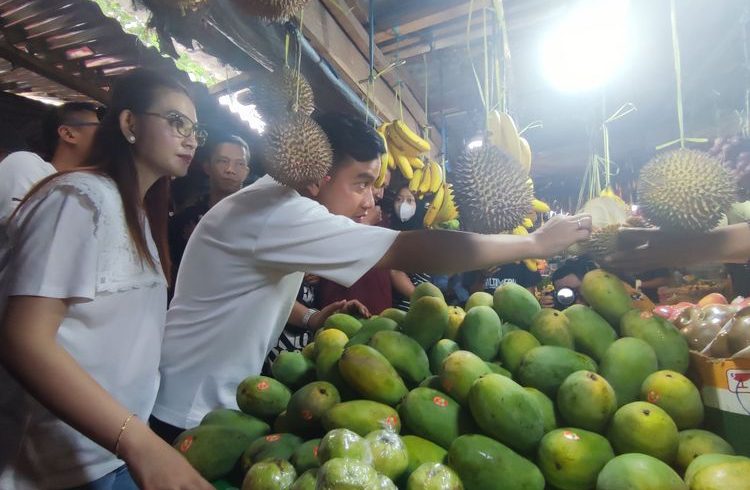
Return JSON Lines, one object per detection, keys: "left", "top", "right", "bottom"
{"left": 377, "top": 120, "right": 440, "bottom": 186}
{"left": 424, "top": 182, "right": 460, "bottom": 229}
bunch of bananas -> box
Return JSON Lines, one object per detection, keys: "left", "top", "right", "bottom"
{"left": 408, "top": 160, "right": 444, "bottom": 197}
{"left": 376, "top": 120, "right": 435, "bottom": 182}
{"left": 423, "top": 182, "right": 459, "bottom": 228}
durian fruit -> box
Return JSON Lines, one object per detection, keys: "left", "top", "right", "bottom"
{"left": 638, "top": 149, "right": 736, "bottom": 232}
{"left": 241, "top": 68, "right": 315, "bottom": 119}
{"left": 237, "top": 0, "right": 310, "bottom": 22}
{"left": 453, "top": 144, "right": 533, "bottom": 234}
{"left": 263, "top": 113, "right": 332, "bottom": 191}
{"left": 582, "top": 224, "right": 622, "bottom": 263}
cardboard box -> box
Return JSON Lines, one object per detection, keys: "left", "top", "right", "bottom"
{"left": 689, "top": 352, "right": 750, "bottom": 456}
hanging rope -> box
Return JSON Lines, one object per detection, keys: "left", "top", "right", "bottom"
{"left": 601, "top": 102, "right": 637, "bottom": 189}
{"left": 491, "top": 0, "right": 510, "bottom": 113}
{"left": 742, "top": 5, "right": 750, "bottom": 137}
{"left": 467, "top": 0, "right": 488, "bottom": 114}
{"left": 293, "top": 10, "right": 305, "bottom": 110}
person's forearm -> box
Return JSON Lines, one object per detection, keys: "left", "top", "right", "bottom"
{"left": 378, "top": 230, "right": 539, "bottom": 275}
{"left": 288, "top": 301, "right": 310, "bottom": 328}
{"left": 390, "top": 270, "right": 415, "bottom": 297}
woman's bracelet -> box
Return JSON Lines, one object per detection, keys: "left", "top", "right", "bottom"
{"left": 114, "top": 413, "right": 137, "bottom": 458}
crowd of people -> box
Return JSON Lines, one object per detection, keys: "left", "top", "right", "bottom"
{"left": 0, "top": 67, "right": 744, "bottom": 490}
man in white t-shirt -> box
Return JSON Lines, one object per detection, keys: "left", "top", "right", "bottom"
{"left": 0, "top": 102, "right": 102, "bottom": 227}
{"left": 152, "top": 113, "right": 592, "bottom": 440}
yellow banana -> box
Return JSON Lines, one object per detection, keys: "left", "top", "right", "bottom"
{"left": 523, "top": 217, "right": 534, "bottom": 229}
{"left": 434, "top": 183, "right": 459, "bottom": 223}
{"left": 487, "top": 110, "right": 522, "bottom": 164}
{"left": 518, "top": 136, "right": 532, "bottom": 174}
{"left": 386, "top": 124, "right": 422, "bottom": 158}
{"left": 409, "top": 168, "right": 423, "bottom": 192}
{"left": 409, "top": 157, "right": 425, "bottom": 169}
{"left": 531, "top": 198, "right": 550, "bottom": 213}
{"left": 512, "top": 225, "right": 528, "bottom": 235}
{"left": 429, "top": 161, "right": 443, "bottom": 193}
{"left": 423, "top": 184, "right": 445, "bottom": 228}
{"left": 375, "top": 152, "right": 389, "bottom": 187}
{"left": 523, "top": 259, "right": 538, "bottom": 272}
{"left": 418, "top": 165, "right": 432, "bottom": 194}
{"left": 395, "top": 154, "right": 413, "bottom": 179}
{"left": 386, "top": 152, "right": 396, "bottom": 170}
{"left": 392, "top": 119, "right": 431, "bottom": 154}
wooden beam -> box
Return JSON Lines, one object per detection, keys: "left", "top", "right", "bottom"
{"left": 0, "top": 38, "right": 110, "bottom": 102}
{"left": 380, "top": 15, "right": 484, "bottom": 55}
{"left": 375, "top": 0, "right": 490, "bottom": 44}
{"left": 309, "top": 0, "right": 441, "bottom": 151}
{"left": 398, "top": 27, "right": 487, "bottom": 60}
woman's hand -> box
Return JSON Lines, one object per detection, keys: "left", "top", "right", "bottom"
{"left": 529, "top": 214, "right": 592, "bottom": 257}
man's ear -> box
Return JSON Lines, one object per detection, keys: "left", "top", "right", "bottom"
{"left": 57, "top": 125, "right": 76, "bottom": 144}
{"left": 305, "top": 181, "right": 321, "bottom": 198}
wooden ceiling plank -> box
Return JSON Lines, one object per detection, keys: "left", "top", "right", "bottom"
{"left": 375, "top": 0, "right": 491, "bottom": 44}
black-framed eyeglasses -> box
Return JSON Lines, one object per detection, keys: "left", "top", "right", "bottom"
{"left": 63, "top": 121, "right": 100, "bottom": 128}
{"left": 141, "top": 111, "right": 208, "bottom": 147}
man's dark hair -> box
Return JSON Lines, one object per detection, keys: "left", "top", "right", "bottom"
{"left": 551, "top": 256, "right": 597, "bottom": 283}
{"left": 207, "top": 133, "right": 250, "bottom": 162}
{"left": 315, "top": 112, "right": 385, "bottom": 169}
{"left": 41, "top": 102, "right": 103, "bottom": 159}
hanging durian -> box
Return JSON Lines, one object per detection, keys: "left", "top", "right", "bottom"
{"left": 242, "top": 67, "right": 315, "bottom": 120}
{"left": 238, "top": 0, "right": 310, "bottom": 22}
{"left": 263, "top": 113, "right": 332, "bottom": 191}
{"left": 638, "top": 149, "right": 736, "bottom": 232}
{"left": 453, "top": 144, "right": 533, "bottom": 234}
{"left": 581, "top": 224, "right": 622, "bottom": 263}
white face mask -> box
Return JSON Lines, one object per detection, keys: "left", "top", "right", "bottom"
{"left": 397, "top": 201, "right": 417, "bottom": 222}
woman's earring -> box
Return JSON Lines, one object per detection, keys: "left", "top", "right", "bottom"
{"left": 128, "top": 135, "right": 136, "bottom": 143}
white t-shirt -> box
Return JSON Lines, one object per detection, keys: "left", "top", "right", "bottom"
{"left": 154, "top": 176, "right": 399, "bottom": 428}
{"left": 0, "top": 151, "right": 55, "bottom": 241}
{"left": 0, "top": 172, "right": 167, "bottom": 489}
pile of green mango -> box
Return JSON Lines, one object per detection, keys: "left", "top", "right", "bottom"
{"left": 175, "top": 275, "right": 746, "bottom": 490}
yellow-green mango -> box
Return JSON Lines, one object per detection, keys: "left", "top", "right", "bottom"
{"left": 537, "top": 428, "right": 615, "bottom": 490}
{"left": 447, "top": 434, "right": 545, "bottom": 490}
{"left": 322, "top": 400, "right": 401, "bottom": 436}
{"left": 173, "top": 425, "right": 254, "bottom": 481}
{"left": 524, "top": 387, "right": 557, "bottom": 433}
{"left": 690, "top": 460, "right": 750, "bottom": 490}
{"left": 458, "top": 305, "right": 503, "bottom": 360}
{"left": 498, "top": 330, "right": 541, "bottom": 373}
{"left": 485, "top": 361, "right": 511, "bottom": 378}
{"left": 562, "top": 304, "right": 618, "bottom": 361}
{"left": 493, "top": 282, "right": 541, "bottom": 329}
{"left": 620, "top": 310, "right": 689, "bottom": 374}
{"left": 346, "top": 317, "right": 399, "bottom": 347}
{"left": 516, "top": 346, "right": 597, "bottom": 398}
{"left": 607, "top": 401, "right": 679, "bottom": 464}
{"left": 200, "top": 408, "right": 270, "bottom": 441}
{"left": 429, "top": 339, "right": 459, "bottom": 375}
{"left": 338, "top": 344, "right": 408, "bottom": 405}
{"left": 406, "top": 463, "right": 463, "bottom": 490}
{"left": 464, "top": 291, "right": 493, "bottom": 312}
{"left": 684, "top": 454, "right": 749, "bottom": 487}
{"left": 236, "top": 375, "right": 291, "bottom": 420}
{"left": 369, "top": 330, "right": 431, "bottom": 386}
{"left": 399, "top": 387, "right": 475, "bottom": 449}
{"left": 315, "top": 345, "right": 355, "bottom": 401}
{"left": 529, "top": 308, "right": 575, "bottom": 349}
{"left": 600, "top": 337, "right": 659, "bottom": 407}
{"left": 366, "top": 430, "right": 409, "bottom": 481}
{"left": 271, "top": 351, "right": 316, "bottom": 390}
{"left": 241, "top": 433, "right": 304, "bottom": 473}
{"left": 468, "top": 373, "right": 544, "bottom": 454}
{"left": 322, "top": 313, "right": 362, "bottom": 337}
{"left": 412, "top": 282, "right": 445, "bottom": 302}
{"left": 438, "top": 350, "right": 492, "bottom": 405}
{"left": 380, "top": 308, "right": 407, "bottom": 326}
{"left": 400, "top": 435, "right": 448, "bottom": 483}
{"left": 402, "top": 296, "right": 450, "bottom": 349}
{"left": 291, "top": 469, "right": 317, "bottom": 490}
{"left": 316, "top": 457, "right": 378, "bottom": 489}
{"left": 596, "top": 453, "right": 687, "bottom": 490}
{"left": 317, "top": 429, "right": 372, "bottom": 464}
{"left": 285, "top": 381, "right": 340, "bottom": 437}
{"left": 580, "top": 269, "right": 633, "bottom": 330}
{"left": 640, "top": 370, "right": 703, "bottom": 430}
{"left": 676, "top": 430, "right": 735, "bottom": 473}
{"left": 445, "top": 306, "right": 466, "bottom": 341}
{"left": 242, "top": 460, "right": 296, "bottom": 490}
{"left": 419, "top": 375, "right": 444, "bottom": 390}
{"left": 291, "top": 439, "right": 321, "bottom": 474}
{"left": 557, "top": 370, "right": 617, "bottom": 433}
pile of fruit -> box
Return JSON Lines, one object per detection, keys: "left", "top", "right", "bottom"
{"left": 174, "top": 271, "right": 747, "bottom": 490}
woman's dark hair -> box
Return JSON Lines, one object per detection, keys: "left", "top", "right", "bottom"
{"left": 16, "top": 69, "right": 191, "bottom": 280}
{"left": 315, "top": 112, "right": 385, "bottom": 169}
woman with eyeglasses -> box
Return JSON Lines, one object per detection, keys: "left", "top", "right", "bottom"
{"left": 0, "top": 69, "right": 212, "bottom": 489}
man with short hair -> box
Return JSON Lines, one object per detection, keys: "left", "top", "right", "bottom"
{"left": 151, "top": 112, "right": 591, "bottom": 441}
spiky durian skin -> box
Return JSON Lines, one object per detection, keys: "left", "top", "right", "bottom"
{"left": 239, "top": 0, "right": 310, "bottom": 22}
{"left": 638, "top": 149, "right": 736, "bottom": 232}
{"left": 263, "top": 113, "right": 332, "bottom": 191}
{"left": 583, "top": 225, "right": 621, "bottom": 263}
{"left": 244, "top": 68, "right": 315, "bottom": 119}
{"left": 453, "top": 144, "right": 533, "bottom": 234}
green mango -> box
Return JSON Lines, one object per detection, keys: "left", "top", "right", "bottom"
{"left": 502, "top": 322, "right": 521, "bottom": 336}
{"left": 173, "top": 425, "right": 254, "bottom": 482}
{"left": 676, "top": 430, "right": 735, "bottom": 473}
{"left": 690, "top": 460, "right": 750, "bottom": 490}
{"left": 447, "top": 434, "right": 545, "bottom": 490}
{"left": 365, "top": 430, "right": 409, "bottom": 481}
{"left": 316, "top": 457, "right": 378, "bottom": 489}
{"left": 485, "top": 361, "right": 511, "bottom": 378}
{"left": 464, "top": 291, "right": 493, "bottom": 312}
{"left": 346, "top": 317, "right": 399, "bottom": 347}
{"left": 640, "top": 370, "right": 703, "bottom": 429}
{"left": 537, "top": 428, "right": 615, "bottom": 490}
{"left": 684, "top": 454, "right": 749, "bottom": 487}
{"left": 274, "top": 411, "right": 291, "bottom": 433}
{"left": 291, "top": 439, "right": 321, "bottom": 474}
{"left": 557, "top": 370, "right": 617, "bottom": 433}
{"left": 369, "top": 330, "right": 431, "bottom": 386}
{"left": 240, "top": 433, "right": 304, "bottom": 473}
{"left": 516, "top": 346, "right": 597, "bottom": 398}
{"left": 524, "top": 387, "right": 557, "bottom": 433}
{"left": 380, "top": 308, "right": 407, "bottom": 326}
{"left": 438, "top": 350, "right": 491, "bottom": 405}
{"left": 285, "top": 381, "right": 341, "bottom": 437}
{"left": 322, "top": 313, "right": 363, "bottom": 337}
{"left": 399, "top": 387, "right": 475, "bottom": 449}
{"left": 607, "top": 402, "right": 679, "bottom": 464}
{"left": 236, "top": 375, "right": 291, "bottom": 420}
{"left": 271, "top": 351, "right": 316, "bottom": 390}
{"left": 317, "top": 429, "right": 372, "bottom": 464}
{"left": 301, "top": 342, "right": 316, "bottom": 361}
{"left": 467, "top": 373, "right": 544, "bottom": 454}
{"left": 314, "top": 329, "right": 349, "bottom": 355}
{"left": 620, "top": 309, "right": 690, "bottom": 374}
{"left": 493, "top": 282, "right": 541, "bottom": 329}
{"left": 315, "top": 345, "right": 356, "bottom": 401}
{"left": 338, "top": 345, "right": 409, "bottom": 406}
{"left": 445, "top": 306, "right": 467, "bottom": 341}
{"left": 458, "top": 305, "right": 503, "bottom": 360}
{"left": 600, "top": 337, "right": 659, "bottom": 407}
{"left": 580, "top": 269, "right": 633, "bottom": 330}
{"left": 419, "top": 375, "right": 444, "bottom": 390}
{"left": 429, "top": 339, "right": 460, "bottom": 375}
{"left": 562, "top": 304, "right": 618, "bottom": 361}
{"left": 200, "top": 408, "right": 270, "bottom": 441}
{"left": 497, "top": 330, "right": 541, "bottom": 373}
{"left": 290, "top": 469, "right": 318, "bottom": 490}
{"left": 529, "top": 308, "right": 575, "bottom": 349}
{"left": 400, "top": 435, "right": 448, "bottom": 483}
{"left": 412, "top": 282, "right": 445, "bottom": 302}
{"left": 402, "top": 296, "right": 450, "bottom": 349}
{"left": 406, "top": 463, "right": 463, "bottom": 490}
{"left": 241, "top": 460, "right": 296, "bottom": 490}
{"left": 322, "top": 400, "right": 401, "bottom": 436}
{"left": 596, "top": 453, "right": 687, "bottom": 490}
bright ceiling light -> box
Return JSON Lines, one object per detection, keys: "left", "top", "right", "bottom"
{"left": 541, "top": 0, "right": 631, "bottom": 92}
